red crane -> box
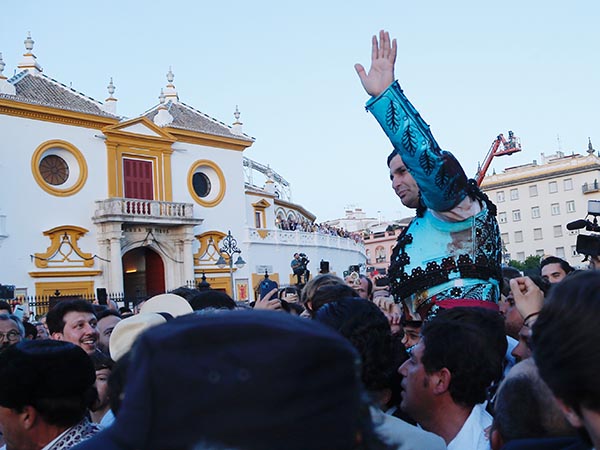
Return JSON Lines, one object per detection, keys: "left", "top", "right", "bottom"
{"left": 475, "top": 131, "right": 522, "bottom": 185}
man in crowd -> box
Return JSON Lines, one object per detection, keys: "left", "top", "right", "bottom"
{"left": 0, "top": 314, "right": 24, "bottom": 353}
{"left": 344, "top": 273, "right": 373, "bottom": 300}
{"left": 355, "top": 30, "right": 502, "bottom": 322}
{"left": 315, "top": 298, "right": 446, "bottom": 449}
{"left": 89, "top": 351, "right": 115, "bottom": 428}
{"left": 47, "top": 300, "right": 99, "bottom": 355}
{"left": 0, "top": 340, "right": 101, "bottom": 449}
{"left": 540, "top": 256, "right": 574, "bottom": 284}
{"left": 490, "top": 359, "right": 576, "bottom": 450}
{"left": 533, "top": 270, "right": 600, "bottom": 449}
{"left": 96, "top": 310, "right": 121, "bottom": 354}
{"left": 398, "top": 314, "right": 502, "bottom": 449}
{"left": 0, "top": 301, "right": 12, "bottom": 315}
{"left": 290, "top": 253, "right": 304, "bottom": 284}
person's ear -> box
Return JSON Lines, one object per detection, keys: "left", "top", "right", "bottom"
{"left": 431, "top": 367, "right": 451, "bottom": 395}
{"left": 51, "top": 332, "right": 63, "bottom": 341}
{"left": 555, "top": 397, "right": 584, "bottom": 428}
{"left": 21, "top": 405, "right": 38, "bottom": 430}
{"left": 490, "top": 426, "right": 504, "bottom": 450}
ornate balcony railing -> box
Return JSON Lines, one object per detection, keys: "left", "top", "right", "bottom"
{"left": 247, "top": 227, "right": 365, "bottom": 253}
{"left": 93, "top": 198, "right": 202, "bottom": 226}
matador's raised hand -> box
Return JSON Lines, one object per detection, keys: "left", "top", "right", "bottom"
{"left": 354, "top": 30, "right": 397, "bottom": 98}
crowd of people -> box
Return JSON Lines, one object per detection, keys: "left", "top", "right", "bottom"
{"left": 276, "top": 216, "right": 364, "bottom": 243}
{"left": 0, "top": 261, "right": 598, "bottom": 450}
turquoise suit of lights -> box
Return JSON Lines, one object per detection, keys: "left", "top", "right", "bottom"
{"left": 366, "top": 81, "right": 501, "bottom": 320}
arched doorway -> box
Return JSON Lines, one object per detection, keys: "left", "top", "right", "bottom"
{"left": 122, "top": 247, "right": 165, "bottom": 303}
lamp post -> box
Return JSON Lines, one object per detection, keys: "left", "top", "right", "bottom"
{"left": 216, "top": 230, "right": 246, "bottom": 300}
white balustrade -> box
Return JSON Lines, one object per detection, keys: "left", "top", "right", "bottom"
{"left": 93, "top": 198, "right": 199, "bottom": 225}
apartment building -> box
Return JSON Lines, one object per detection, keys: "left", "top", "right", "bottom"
{"left": 481, "top": 146, "right": 600, "bottom": 268}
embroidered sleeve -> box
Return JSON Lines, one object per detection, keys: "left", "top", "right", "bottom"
{"left": 366, "top": 81, "right": 469, "bottom": 212}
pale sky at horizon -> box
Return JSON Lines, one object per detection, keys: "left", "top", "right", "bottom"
{"left": 2, "top": 0, "right": 598, "bottom": 223}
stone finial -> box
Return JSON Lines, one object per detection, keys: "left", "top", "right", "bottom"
{"left": 18, "top": 32, "right": 43, "bottom": 74}
{"left": 107, "top": 77, "right": 116, "bottom": 97}
{"left": 102, "top": 77, "right": 118, "bottom": 114}
{"left": 154, "top": 89, "right": 173, "bottom": 126}
{"left": 163, "top": 66, "right": 178, "bottom": 103}
{"left": 231, "top": 105, "right": 244, "bottom": 135}
{"left": 0, "top": 52, "right": 15, "bottom": 94}
{"left": 24, "top": 32, "right": 34, "bottom": 52}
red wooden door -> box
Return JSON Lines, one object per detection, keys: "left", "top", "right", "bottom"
{"left": 145, "top": 248, "right": 165, "bottom": 297}
{"left": 123, "top": 159, "right": 154, "bottom": 200}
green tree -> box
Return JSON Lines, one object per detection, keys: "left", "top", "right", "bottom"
{"left": 508, "top": 255, "right": 542, "bottom": 272}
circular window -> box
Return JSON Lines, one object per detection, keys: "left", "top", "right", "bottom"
{"left": 192, "top": 172, "right": 212, "bottom": 198}
{"left": 187, "top": 160, "right": 226, "bottom": 207}
{"left": 39, "top": 155, "right": 69, "bottom": 185}
{"left": 31, "top": 140, "right": 88, "bottom": 196}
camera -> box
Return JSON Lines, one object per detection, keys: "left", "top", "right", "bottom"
{"left": 567, "top": 200, "right": 600, "bottom": 258}
{"left": 298, "top": 253, "right": 309, "bottom": 268}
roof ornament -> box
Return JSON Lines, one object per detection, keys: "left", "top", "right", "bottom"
{"left": 17, "top": 32, "right": 43, "bottom": 75}
{"left": 0, "top": 52, "right": 15, "bottom": 95}
{"left": 24, "top": 33, "right": 34, "bottom": 52}
{"left": 107, "top": 78, "right": 116, "bottom": 97}
{"left": 102, "top": 77, "right": 118, "bottom": 115}
{"left": 18, "top": 32, "right": 43, "bottom": 74}
{"left": 231, "top": 105, "right": 244, "bottom": 135}
{"left": 588, "top": 137, "right": 596, "bottom": 155}
{"left": 154, "top": 88, "right": 173, "bottom": 127}
{"left": 163, "top": 66, "right": 178, "bottom": 103}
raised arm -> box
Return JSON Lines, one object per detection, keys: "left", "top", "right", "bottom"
{"left": 354, "top": 30, "right": 397, "bottom": 98}
{"left": 357, "top": 30, "right": 469, "bottom": 212}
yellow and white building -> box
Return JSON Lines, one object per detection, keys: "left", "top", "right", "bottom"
{"left": 0, "top": 34, "right": 365, "bottom": 304}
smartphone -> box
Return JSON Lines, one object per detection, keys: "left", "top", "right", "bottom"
{"left": 259, "top": 278, "right": 278, "bottom": 299}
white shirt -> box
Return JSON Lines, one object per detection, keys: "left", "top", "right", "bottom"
{"left": 447, "top": 403, "right": 492, "bottom": 450}
{"left": 372, "top": 407, "right": 447, "bottom": 450}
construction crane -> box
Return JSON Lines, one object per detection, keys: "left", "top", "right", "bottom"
{"left": 475, "top": 131, "right": 522, "bottom": 185}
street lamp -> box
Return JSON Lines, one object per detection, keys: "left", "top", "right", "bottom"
{"left": 216, "top": 230, "right": 246, "bottom": 300}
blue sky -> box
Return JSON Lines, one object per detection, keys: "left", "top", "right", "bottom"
{"left": 2, "top": 0, "right": 598, "bottom": 222}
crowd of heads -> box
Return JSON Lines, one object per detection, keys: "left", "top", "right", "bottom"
{"left": 0, "top": 252, "right": 599, "bottom": 449}
{"left": 276, "top": 216, "right": 364, "bottom": 243}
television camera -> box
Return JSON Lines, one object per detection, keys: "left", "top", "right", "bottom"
{"left": 567, "top": 200, "right": 600, "bottom": 259}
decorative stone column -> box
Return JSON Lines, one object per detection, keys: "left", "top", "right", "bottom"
{"left": 182, "top": 236, "right": 195, "bottom": 286}
{"left": 107, "top": 224, "right": 124, "bottom": 294}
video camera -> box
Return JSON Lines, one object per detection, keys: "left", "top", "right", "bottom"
{"left": 567, "top": 200, "right": 600, "bottom": 258}
{"left": 297, "top": 253, "right": 309, "bottom": 269}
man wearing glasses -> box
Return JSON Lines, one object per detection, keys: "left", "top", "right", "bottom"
{"left": 0, "top": 314, "right": 24, "bottom": 353}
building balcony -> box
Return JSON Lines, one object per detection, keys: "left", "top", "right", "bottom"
{"left": 582, "top": 181, "right": 600, "bottom": 194}
{"left": 93, "top": 198, "right": 202, "bottom": 226}
{"left": 247, "top": 227, "right": 365, "bottom": 253}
